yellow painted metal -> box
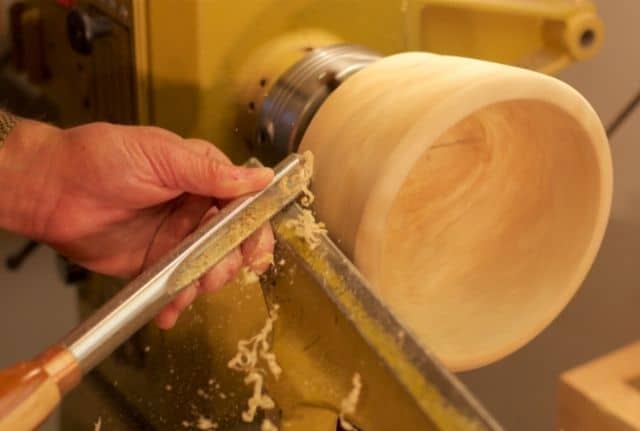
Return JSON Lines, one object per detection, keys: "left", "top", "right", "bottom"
{"left": 141, "top": 0, "right": 603, "bottom": 161}
{"left": 76, "top": 273, "right": 272, "bottom": 429}
{"left": 144, "top": 0, "right": 409, "bottom": 161}
{"left": 82, "top": 211, "right": 490, "bottom": 430}
{"left": 265, "top": 216, "right": 489, "bottom": 431}
{"left": 412, "top": 0, "right": 604, "bottom": 74}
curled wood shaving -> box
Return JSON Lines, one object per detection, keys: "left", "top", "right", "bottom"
{"left": 242, "top": 371, "right": 275, "bottom": 422}
{"left": 338, "top": 373, "right": 362, "bottom": 430}
{"left": 228, "top": 305, "right": 282, "bottom": 423}
{"left": 285, "top": 160, "right": 326, "bottom": 249}
{"left": 299, "top": 184, "right": 315, "bottom": 207}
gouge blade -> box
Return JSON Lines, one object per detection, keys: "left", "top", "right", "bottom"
{"left": 62, "top": 152, "right": 312, "bottom": 373}
{"left": 169, "top": 153, "right": 312, "bottom": 293}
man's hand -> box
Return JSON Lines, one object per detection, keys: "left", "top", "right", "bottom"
{"left": 0, "top": 119, "right": 275, "bottom": 329}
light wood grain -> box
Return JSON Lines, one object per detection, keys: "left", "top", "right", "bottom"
{"left": 0, "top": 362, "right": 60, "bottom": 431}
{"left": 557, "top": 341, "right": 640, "bottom": 431}
{"left": 0, "top": 345, "right": 80, "bottom": 431}
{"left": 300, "top": 52, "right": 612, "bottom": 371}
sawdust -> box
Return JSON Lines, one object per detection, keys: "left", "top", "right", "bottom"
{"left": 195, "top": 416, "right": 218, "bottom": 430}
{"left": 181, "top": 416, "right": 218, "bottom": 430}
{"left": 338, "top": 373, "right": 362, "bottom": 430}
{"left": 261, "top": 418, "right": 278, "bottom": 431}
{"left": 254, "top": 252, "right": 275, "bottom": 268}
{"left": 196, "top": 388, "right": 208, "bottom": 399}
{"left": 228, "top": 304, "right": 282, "bottom": 423}
{"left": 285, "top": 209, "right": 327, "bottom": 250}
{"left": 240, "top": 266, "right": 260, "bottom": 284}
{"left": 194, "top": 384, "right": 229, "bottom": 402}
{"left": 93, "top": 417, "right": 101, "bottom": 431}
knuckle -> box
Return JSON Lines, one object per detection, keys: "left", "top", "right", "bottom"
{"left": 204, "top": 159, "right": 223, "bottom": 181}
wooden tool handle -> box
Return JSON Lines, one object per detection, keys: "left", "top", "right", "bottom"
{"left": 0, "top": 345, "right": 81, "bottom": 431}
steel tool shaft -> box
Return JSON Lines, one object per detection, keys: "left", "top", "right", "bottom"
{"left": 0, "top": 152, "right": 311, "bottom": 431}
{"left": 63, "top": 152, "right": 312, "bottom": 373}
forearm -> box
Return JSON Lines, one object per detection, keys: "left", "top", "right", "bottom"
{"left": 0, "top": 112, "right": 62, "bottom": 238}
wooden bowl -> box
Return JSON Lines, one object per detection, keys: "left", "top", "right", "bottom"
{"left": 299, "top": 52, "right": 612, "bottom": 371}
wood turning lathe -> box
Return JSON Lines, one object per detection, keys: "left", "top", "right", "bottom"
{"left": 0, "top": 1, "right": 612, "bottom": 430}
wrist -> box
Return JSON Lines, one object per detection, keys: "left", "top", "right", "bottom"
{"left": 0, "top": 117, "right": 63, "bottom": 238}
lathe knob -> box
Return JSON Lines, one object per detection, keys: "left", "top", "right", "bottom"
{"left": 66, "top": 8, "right": 112, "bottom": 55}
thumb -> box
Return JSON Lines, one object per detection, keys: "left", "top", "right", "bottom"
{"left": 159, "top": 144, "right": 273, "bottom": 198}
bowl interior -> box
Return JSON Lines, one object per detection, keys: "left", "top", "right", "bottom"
{"left": 375, "top": 100, "right": 604, "bottom": 370}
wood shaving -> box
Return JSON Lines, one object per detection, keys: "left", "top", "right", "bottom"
{"left": 253, "top": 253, "right": 275, "bottom": 267}
{"left": 195, "top": 416, "right": 218, "bottom": 430}
{"left": 285, "top": 209, "right": 327, "bottom": 250}
{"left": 180, "top": 416, "right": 219, "bottom": 430}
{"left": 93, "top": 417, "right": 101, "bottom": 431}
{"left": 338, "top": 373, "right": 362, "bottom": 430}
{"left": 240, "top": 266, "right": 260, "bottom": 284}
{"left": 196, "top": 388, "right": 210, "bottom": 400}
{"left": 228, "top": 305, "right": 282, "bottom": 423}
{"left": 299, "top": 184, "right": 315, "bottom": 207}
{"left": 242, "top": 371, "right": 275, "bottom": 422}
{"left": 261, "top": 419, "right": 278, "bottom": 431}
{"left": 287, "top": 155, "right": 324, "bottom": 246}
{"left": 278, "top": 151, "right": 314, "bottom": 198}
